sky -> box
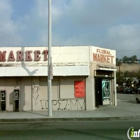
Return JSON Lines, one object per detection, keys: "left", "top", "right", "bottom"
{"left": 0, "top": 0, "right": 140, "bottom": 58}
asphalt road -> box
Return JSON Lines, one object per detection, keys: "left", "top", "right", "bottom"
{"left": 117, "top": 93, "right": 137, "bottom": 104}
{"left": 0, "top": 93, "right": 139, "bottom": 140}
{"left": 0, "top": 119, "right": 140, "bottom": 140}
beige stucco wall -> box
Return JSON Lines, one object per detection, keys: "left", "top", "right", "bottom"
{"left": 0, "top": 46, "right": 90, "bottom": 67}
{"left": 20, "top": 77, "right": 32, "bottom": 111}
{"left": 0, "top": 77, "right": 20, "bottom": 111}
{"left": 0, "top": 46, "right": 116, "bottom": 111}
{"left": 37, "top": 76, "right": 86, "bottom": 111}
{"left": 60, "top": 77, "right": 86, "bottom": 99}
{"left": 0, "top": 76, "right": 86, "bottom": 111}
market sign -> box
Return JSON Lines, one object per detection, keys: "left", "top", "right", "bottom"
{"left": 74, "top": 81, "right": 85, "bottom": 98}
{"left": 0, "top": 50, "right": 48, "bottom": 62}
{"left": 93, "top": 48, "right": 114, "bottom": 64}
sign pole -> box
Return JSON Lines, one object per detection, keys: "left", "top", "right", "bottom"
{"left": 48, "top": 0, "right": 52, "bottom": 117}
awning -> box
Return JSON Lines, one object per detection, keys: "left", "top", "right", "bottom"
{"left": 0, "top": 66, "right": 89, "bottom": 77}
{"left": 96, "top": 65, "right": 117, "bottom": 71}
{"left": 98, "top": 67, "right": 117, "bottom": 71}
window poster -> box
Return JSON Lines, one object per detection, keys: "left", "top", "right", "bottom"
{"left": 74, "top": 81, "right": 85, "bottom": 98}
{"left": 102, "top": 79, "right": 110, "bottom": 105}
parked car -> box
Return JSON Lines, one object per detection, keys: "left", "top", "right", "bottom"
{"left": 117, "top": 86, "right": 124, "bottom": 93}
{"left": 123, "top": 87, "right": 132, "bottom": 94}
{"left": 136, "top": 90, "right": 140, "bottom": 103}
{"left": 131, "top": 87, "right": 138, "bottom": 94}
{"left": 137, "top": 87, "right": 140, "bottom": 91}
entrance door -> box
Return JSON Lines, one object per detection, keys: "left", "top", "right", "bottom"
{"left": 102, "top": 79, "right": 110, "bottom": 105}
{"left": 95, "top": 78, "right": 103, "bottom": 107}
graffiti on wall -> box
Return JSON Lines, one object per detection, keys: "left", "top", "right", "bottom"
{"left": 40, "top": 99, "right": 85, "bottom": 110}
{"left": 32, "top": 83, "right": 40, "bottom": 100}
{"left": 32, "top": 82, "right": 85, "bottom": 111}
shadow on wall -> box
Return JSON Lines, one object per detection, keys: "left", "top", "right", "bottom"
{"left": 18, "top": 47, "right": 39, "bottom": 111}
{"left": 9, "top": 91, "right": 18, "bottom": 112}
{"left": 21, "top": 47, "right": 38, "bottom": 76}
{"left": 9, "top": 91, "right": 13, "bottom": 104}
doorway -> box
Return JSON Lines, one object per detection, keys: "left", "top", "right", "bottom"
{"left": 95, "top": 77, "right": 112, "bottom": 107}
{"left": 95, "top": 78, "right": 103, "bottom": 107}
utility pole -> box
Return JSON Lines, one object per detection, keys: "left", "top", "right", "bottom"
{"left": 48, "top": 0, "right": 52, "bottom": 117}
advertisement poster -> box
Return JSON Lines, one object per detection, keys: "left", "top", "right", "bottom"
{"left": 102, "top": 79, "right": 110, "bottom": 105}
{"left": 74, "top": 81, "right": 85, "bottom": 98}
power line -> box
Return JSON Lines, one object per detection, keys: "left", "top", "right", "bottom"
{"left": 117, "top": 49, "right": 140, "bottom": 52}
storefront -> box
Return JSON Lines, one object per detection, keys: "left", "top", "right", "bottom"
{"left": 0, "top": 46, "right": 117, "bottom": 112}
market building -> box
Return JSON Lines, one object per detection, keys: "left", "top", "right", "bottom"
{"left": 0, "top": 46, "right": 117, "bottom": 112}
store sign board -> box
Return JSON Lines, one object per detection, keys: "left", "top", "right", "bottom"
{"left": 0, "top": 50, "right": 48, "bottom": 62}
{"left": 93, "top": 48, "right": 115, "bottom": 64}
{"left": 74, "top": 81, "right": 85, "bottom": 98}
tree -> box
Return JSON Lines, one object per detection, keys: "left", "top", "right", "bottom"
{"left": 130, "top": 55, "right": 138, "bottom": 63}
{"left": 122, "top": 56, "right": 128, "bottom": 63}
{"left": 116, "top": 71, "right": 124, "bottom": 85}
{"left": 116, "top": 58, "right": 123, "bottom": 66}
{"left": 124, "top": 77, "right": 133, "bottom": 86}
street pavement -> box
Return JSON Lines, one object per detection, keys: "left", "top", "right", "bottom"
{"left": 0, "top": 119, "right": 139, "bottom": 140}
{"left": 0, "top": 94, "right": 139, "bottom": 123}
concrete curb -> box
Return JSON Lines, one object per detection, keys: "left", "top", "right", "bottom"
{"left": 0, "top": 115, "right": 140, "bottom": 123}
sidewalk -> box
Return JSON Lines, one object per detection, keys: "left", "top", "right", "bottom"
{"left": 0, "top": 98, "right": 140, "bottom": 123}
